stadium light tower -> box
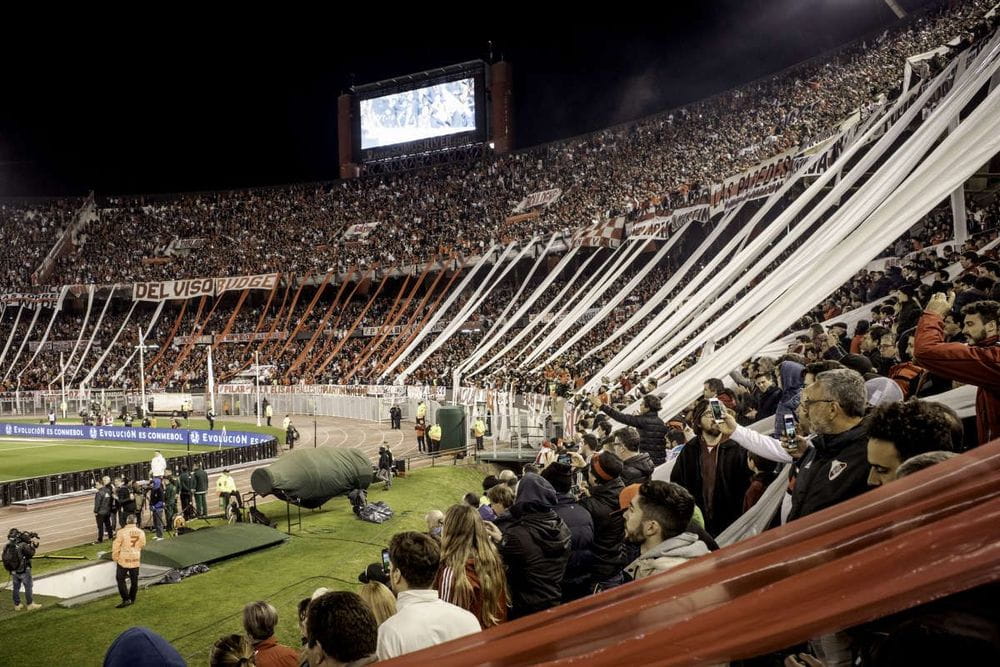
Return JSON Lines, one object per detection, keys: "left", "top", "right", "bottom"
{"left": 135, "top": 327, "right": 157, "bottom": 418}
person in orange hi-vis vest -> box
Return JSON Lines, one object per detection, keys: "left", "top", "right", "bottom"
{"left": 112, "top": 513, "right": 146, "bottom": 608}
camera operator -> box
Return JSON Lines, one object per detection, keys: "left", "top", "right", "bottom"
{"left": 4, "top": 529, "right": 41, "bottom": 611}
{"left": 116, "top": 477, "right": 135, "bottom": 529}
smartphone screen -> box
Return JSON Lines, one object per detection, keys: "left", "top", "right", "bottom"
{"left": 709, "top": 398, "right": 725, "bottom": 421}
{"left": 381, "top": 548, "right": 391, "bottom": 573}
{"left": 782, "top": 414, "right": 796, "bottom": 439}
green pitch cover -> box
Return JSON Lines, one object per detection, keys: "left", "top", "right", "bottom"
{"left": 251, "top": 448, "right": 372, "bottom": 508}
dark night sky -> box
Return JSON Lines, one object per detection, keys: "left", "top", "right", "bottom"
{"left": 0, "top": 0, "right": 945, "bottom": 197}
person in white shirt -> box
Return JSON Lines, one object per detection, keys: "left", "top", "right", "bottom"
{"left": 377, "top": 531, "right": 480, "bottom": 660}
{"left": 150, "top": 450, "right": 167, "bottom": 478}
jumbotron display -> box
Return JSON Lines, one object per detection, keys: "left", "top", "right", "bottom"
{"left": 349, "top": 60, "right": 490, "bottom": 165}
{"left": 360, "top": 77, "right": 477, "bottom": 149}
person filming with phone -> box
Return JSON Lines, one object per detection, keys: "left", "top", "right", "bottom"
{"left": 669, "top": 397, "right": 753, "bottom": 537}
{"left": 719, "top": 369, "right": 871, "bottom": 525}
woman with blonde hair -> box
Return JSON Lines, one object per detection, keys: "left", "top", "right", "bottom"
{"left": 434, "top": 503, "right": 508, "bottom": 628}
{"left": 357, "top": 580, "right": 397, "bottom": 626}
{"left": 210, "top": 634, "right": 255, "bottom": 667}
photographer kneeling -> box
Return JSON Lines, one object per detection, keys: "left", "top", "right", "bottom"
{"left": 4, "top": 529, "right": 41, "bottom": 611}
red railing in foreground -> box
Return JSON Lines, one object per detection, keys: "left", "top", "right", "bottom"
{"left": 388, "top": 439, "right": 1000, "bottom": 665}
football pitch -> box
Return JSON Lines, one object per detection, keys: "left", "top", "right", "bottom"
{"left": 0, "top": 418, "right": 283, "bottom": 481}
{"left": 0, "top": 437, "right": 218, "bottom": 481}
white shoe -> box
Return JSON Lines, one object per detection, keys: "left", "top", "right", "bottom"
{"left": 26, "top": 603, "right": 41, "bottom": 610}
{"left": 155, "top": 537, "right": 164, "bottom": 541}
{"left": 13, "top": 603, "right": 25, "bottom": 611}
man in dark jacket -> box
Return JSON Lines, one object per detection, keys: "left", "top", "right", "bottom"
{"left": 592, "top": 393, "right": 669, "bottom": 465}
{"left": 580, "top": 450, "right": 626, "bottom": 590}
{"left": 94, "top": 476, "right": 115, "bottom": 544}
{"left": 178, "top": 466, "right": 194, "bottom": 519}
{"left": 773, "top": 360, "right": 805, "bottom": 439}
{"left": 866, "top": 270, "right": 893, "bottom": 301}
{"left": 163, "top": 471, "right": 178, "bottom": 530}
{"left": 914, "top": 296, "right": 1000, "bottom": 445}
{"left": 613, "top": 427, "right": 655, "bottom": 486}
{"left": 754, "top": 373, "right": 781, "bottom": 421}
{"left": 7, "top": 528, "right": 40, "bottom": 610}
{"left": 786, "top": 369, "right": 872, "bottom": 522}
{"left": 894, "top": 285, "right": 922, "bottom": 346}
{"left": 498, "top": 474, "right": 571, "bottom": 619}
{"left": 670, "top": 399, "right": 752, "bottom": 537}
{"left": 539, "top": 462, "right": 595, "bottom": 602}
{"left": 115, "top": 477, "right": 133, "bottom": 528}
{"left": 149, "top": 478, "right": 166, "bottom": 540}
{"left": 193, "top": 462, "right": 209, "bottom": 517}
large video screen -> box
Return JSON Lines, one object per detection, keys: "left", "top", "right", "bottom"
{"left": 360, "top": 78, "right": 477, "bottom": 150}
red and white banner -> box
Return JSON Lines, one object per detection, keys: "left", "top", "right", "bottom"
{"left": 174, "top": 331, "right": 288, "bottom": 345}
{"left": 626, "top": 205, "right": 710, "bottom": 239}
{"left": 174, "top": 238, "right": 207, "bottom": 250}
{"left": 29, "top": 339, "right": 101, "bottom": 352}
{"left": 172, "top": 335, "right": 214, "bottom": 346}
{"left": 573, "top": 216, "right": 625, "bottom": 248}
{"left": 513, "top": 188, "right": 562, "bottom": 213}
{"left": 0, "top": 291, "right": 63, "bottom": 310}
{"left": 218, "top": 331, "right": 288, "bottom": 344}
{"left": 132, "top": 273, "right": 279, "bottom": 302}
{"left": 708, "top": 149, "right": 797, "bottom": 214}
{"left": 216, "top": 383, "right": 448, "bottom": 400}
{"left": 344, "top": 222, "right": 378, "bottom": 239}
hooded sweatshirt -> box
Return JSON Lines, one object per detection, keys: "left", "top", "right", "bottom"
{"left": 499, "top": 474, "right": 572, "bottom": 618}
{"left": 772, "top": 360, "right": 805, "bottom": 439}
{"left": 623, "top": 532, "right": 710, "bottom": 580}
{"left": 103, "top": 627, "right": 187, "bottom": 667}
{"left": 620, "top": 452, "right": 655, "bottom": 486}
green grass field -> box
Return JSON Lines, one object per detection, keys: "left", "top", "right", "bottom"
{"left": 0, "top": 465, "right": 488, "bottom": 667}
{"left": 0, "top": 418, "right": 284, "bottom": 481}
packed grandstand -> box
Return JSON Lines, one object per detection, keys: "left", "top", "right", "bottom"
{"left": 2, "top": 0, "right": 1000, "bottom": 664}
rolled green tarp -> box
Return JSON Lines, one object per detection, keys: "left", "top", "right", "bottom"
{"left": 437, "top": 405, "right": 467, "bottom": 451}
{"left": 251, "top": 448, "right": 372, "bottom": 509}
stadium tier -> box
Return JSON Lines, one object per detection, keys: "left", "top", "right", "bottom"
{"left": 2, "top": 1, "right": 1000, "bottom": 665}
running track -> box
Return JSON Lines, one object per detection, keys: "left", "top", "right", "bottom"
{"left": 0, "top": 416, "right": 418, "bottom": 554}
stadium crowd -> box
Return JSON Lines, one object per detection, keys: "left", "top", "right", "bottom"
{"left": 0, "top": 1, "right": 985, "bottom": 293}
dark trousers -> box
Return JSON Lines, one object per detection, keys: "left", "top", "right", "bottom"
{"left": 195, "top": 492, "right": 207, "bottom": 516}
{"left": 96, "top": 513, "right": 114, "bottom": 542}
{"left": 180, "top": 491, "right": 192, "bottom": 515}
{"left": 476, "top": 435, "right": 484, "bottom": 450}
{"left": 417, "top": 436, "right": 425, "bottom": 452}
{"left": 152, "top": 508, "right": 165, "bottom": 539}
{"left": 208, "top": 417, "right": 214, "bottom": 430}
{"left": 116, "top": 564, "right": 139, "bottom": 603}
{"left": 12, "top": 568, "right": 32, "bottom": 605}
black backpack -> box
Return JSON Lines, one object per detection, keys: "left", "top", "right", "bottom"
{"left": 2, "top": 541, "right": 23, "bottom": 573}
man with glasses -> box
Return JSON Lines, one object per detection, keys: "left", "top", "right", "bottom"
{"left": 786, "top": 369, "right": 870, "bottom": 523}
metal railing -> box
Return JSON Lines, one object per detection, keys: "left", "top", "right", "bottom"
{"left": 0, "top": 439, "right": 277, "bottom": 507}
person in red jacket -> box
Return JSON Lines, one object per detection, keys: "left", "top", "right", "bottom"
{"left": 913, "top": 293, "right": 1000, "bottom": 445}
